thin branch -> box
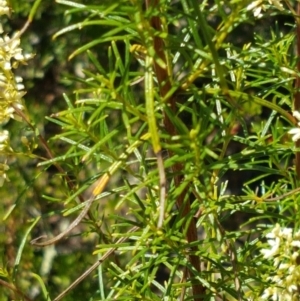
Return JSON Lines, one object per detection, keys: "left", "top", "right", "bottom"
{"left": 0, "top": 279, "right": 33, "bottom": 301}
{"left": 157, "top": 150, "right": 166, "bottom": 228}
{"left": 30, "top": 133, "right": 148, "bottom": 246}
{"left": 53, "top": 226, "right": 139, "bottom": 301}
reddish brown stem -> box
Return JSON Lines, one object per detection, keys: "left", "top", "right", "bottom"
{"left": 295, "top": 3, "right": 300, "bottom": 178}
{"left": 145, "top": 1, "right": 205, "bottom": 299}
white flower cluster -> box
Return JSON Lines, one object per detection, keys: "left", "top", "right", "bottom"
{"left": 0, "top": 1, "right": 8, "bottom": 13}
{"left": 247, "top": 0, "right": 284, "bottom": 18}
{"left": 289, "top": 111, "right": 300, "bottom": 142}
{"left": 260, "top": 224, "right": 300, "bottom": 301}
{"left": 0, "top": 0, "right": 32, "bottom": 186}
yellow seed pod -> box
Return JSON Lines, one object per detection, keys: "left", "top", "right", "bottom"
{"left": 130, "top": 44, "right": 147, "bottom": 61}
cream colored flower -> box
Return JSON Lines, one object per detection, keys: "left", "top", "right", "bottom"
{"left": 289, "top": 111, "right": 300, "bottom": 142}
{"left": 0, "top": 162, "right": 9, "bottom": 186}
{"left": 247, "top": 0, "right": 284, "bottom": 18}
{"left": 0, "top": 0, "right": 31, "bottom": 186}
{"left": 0, "top": 130, "right": 9, "bottom": 151}
{"left": 0, "top": 1, "right": 9, "bottom": 17}
{"left": 260, "top": 224, "right": 300, "bottom": 300}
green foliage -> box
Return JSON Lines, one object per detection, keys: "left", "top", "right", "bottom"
{"left": 1, "top": 0, "right": 300, "bottom": 300}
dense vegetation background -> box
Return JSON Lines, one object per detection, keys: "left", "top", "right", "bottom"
{"left": 1, "top": 0, "right": 300, "bottom": 300}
